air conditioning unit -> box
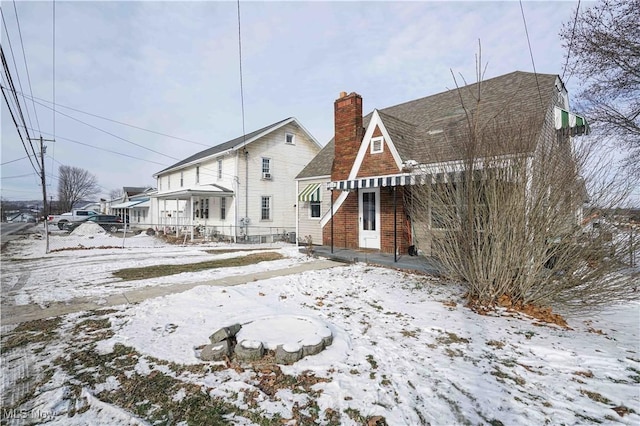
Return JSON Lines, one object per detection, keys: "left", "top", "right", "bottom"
{"left": 263, "top": 172, "right": 272, "bottom": 180}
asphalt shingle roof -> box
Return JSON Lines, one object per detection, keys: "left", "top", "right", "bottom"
{"left": 156, "top": 117, "right": 293, "bottom": 175}
{"left": 298, "top": 71, "right": 559, "bottom": 179}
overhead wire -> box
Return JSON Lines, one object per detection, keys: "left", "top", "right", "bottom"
{"left": 0, "top": 65, "right": 40, "bottom": 175}
{"left": 519, "top": 0, "right": 543, "bottom": 108}
{"left": 561, "top": 0, "right": 582, "bottom": 84}
{"left": 17, "top": 91, "right": 209, "bottom": 147}
{"left": 1, "top": 156, "right": 28, "bottom": 166}
{"left": 0, "top": 7, "right": 36, "bottom": 142}
{"left": 12, "top": 0, "right": 41, "bottom": 134}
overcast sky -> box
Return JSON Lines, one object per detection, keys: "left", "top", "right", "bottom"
{"left": 1, "top": 0, "right": 589, "bottom": 202}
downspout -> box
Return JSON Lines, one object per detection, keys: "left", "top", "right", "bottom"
{"left": 234, "top": 151, "right": 239, "bottom": 242}
{"left": 330, "top": 188, "right": 334, "bottom": 254}
{"left": 245, "top": 148, "right": 249, "bottom": 239}
{"left": 295, "top": 180, "right": 299, "bottom": 248}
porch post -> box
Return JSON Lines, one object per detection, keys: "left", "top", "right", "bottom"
{"left": 175, "top": 198, "right": 179, "bottom": 237}
{"left": 190, "top": 195, "right": 194, "bottom": 241}
{"left": 330, "top": 188, "right": 334, "bottom": 254}
{"left": 393, "top": 186, "right": 397, "bottom": 262}
{"left": 163, "top": 199, "right": 167, "bottom": 230}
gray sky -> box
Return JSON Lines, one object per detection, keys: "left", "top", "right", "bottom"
{"left": 1, "top": 0, "right": 585, "bottom": 202}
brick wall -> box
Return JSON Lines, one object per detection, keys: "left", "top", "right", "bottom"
{"left": 331, "top": 92, "right": 363, "bottom": 181}
{"left": 357, "top": 126, "right": 401, "bottom": 178}
{"left": 323, "top": 187, "right": 412, "bottom": 254}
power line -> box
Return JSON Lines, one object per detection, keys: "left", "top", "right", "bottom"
{"left": 0, "top": 7, "right": 36, "bottom": 141}
{"left": 12, "top": 0, "right": 41, "bottom": 135}
{"left": 25, "top": 126, "right": 171, "bottom": 167}
{"left": 519, "top": 0, "right": 543, "bottom": 108}
{"left": 31, "top": 97, "right": 181, "bottom": 161}
{"left": 1, "top": 172, "right": 37, "bottom": 180}
{"left": 0, "top": 156, "right": 28, "bottom": 166}
{"left": 561, "top": 0, "right": 582, "bottom": 83}
{"left": 17, "top": 91, "right": 209, "bottom": 147}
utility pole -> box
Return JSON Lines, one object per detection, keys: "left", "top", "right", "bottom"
{"left": 30, "top": 136, "right": 54, "bottom": 253}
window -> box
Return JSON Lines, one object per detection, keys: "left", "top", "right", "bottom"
{"left": 285, "top": 132, "right": 295, "bottom": 144}
{"left": 180, "top": 171, "right": 184, "bottom": 187}
{"left": 159, "top": 178, "right": 162, "bottom": 191}
{"left": 371, "top": 136, "right": 384, "bottom": 154}
{"left": 199, "top": 198, "right": 209, "bottom": 219}
{"left": 261, "top": 196, "right": 271, "bottom": 220}
{"left": 262, "top": 158, "right": 271, "bottom": 179}
{"left": 310, "top": 201, "right": 321, "bottom": 218}
{"left": 220, "top": 197, "right": 226, "bottom": 220}
{"left": 217, "top": 159, "right": 222, "bottom": 179}
{"left": 196, "top": 166, "right": 200, "bottom": 184}
{"left": 168, "top": 175, "right": 171, "bottom": 190}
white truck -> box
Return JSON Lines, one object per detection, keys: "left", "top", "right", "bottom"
{"left": 48, "top": 209, "right": 99, "bottom": 230}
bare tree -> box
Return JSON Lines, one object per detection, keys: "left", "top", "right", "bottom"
{"left": 560, "top": 0, "right": 640, "bottom": 172}
{"left": 405, "top": 74, "right": 636, "bottom": 315}
{"left": 57, "top": 165, "right": 100, "bottom": 213}
{"left": 109, "top": 188, "right": 124, "bottom": 201}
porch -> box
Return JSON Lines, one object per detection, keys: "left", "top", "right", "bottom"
{"left": 308, "top": 245, "right": 443, "bottom": 275}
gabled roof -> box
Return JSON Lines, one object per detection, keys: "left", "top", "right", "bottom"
{"left": 300, "top": 71, "right": 562, "bottom": 179}
{"left": 123, "top": 186, "right": 153, "bottom": 197}
{"left": 155, "top": 117, "right": 318, "bottom": 176}
{"left": 296, "top": 138, "right": 335, "bottom": 179}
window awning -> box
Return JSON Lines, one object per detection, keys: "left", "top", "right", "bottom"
{"left": 298, "top": 183, "right": 321, "bottom": 201}
{"left": 554, "top": 107, "right": 589, "bottom": 135}
{"left": 328, "top": 172, "right": 469, "bottom": 191}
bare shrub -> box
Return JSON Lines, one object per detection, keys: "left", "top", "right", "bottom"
{"left": 404, "top": 73, "right": 636, "bottom": 314}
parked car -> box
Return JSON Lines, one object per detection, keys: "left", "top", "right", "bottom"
{"left": 64, "top": 215, "right": 123, "bottom": 233}
{"left": 49, "top": 209, "right": 99, "bottom": 230}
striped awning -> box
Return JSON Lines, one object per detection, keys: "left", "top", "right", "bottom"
{"left": 328, "top": 173, "right": 443, "bottom": 191}
{"left": 298, "top": 183, "right": 321, "bottom": 201}
{"left": 554, "top": 107, "right": 589, "bottom": 136}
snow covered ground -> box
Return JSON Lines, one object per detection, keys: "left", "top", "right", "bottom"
{"left": 1, "top": 227, "right": 639, "bottom": 425}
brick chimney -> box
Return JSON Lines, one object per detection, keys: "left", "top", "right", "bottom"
{"left": 332, "top": 92, "right": 363, "bottom": 181}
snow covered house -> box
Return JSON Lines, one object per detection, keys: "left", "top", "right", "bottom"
{"left": 296, "top": 71, "right": 589, "bottom": 256}
{"left": 152, "top": 118, "right": 321, "bottom": 242}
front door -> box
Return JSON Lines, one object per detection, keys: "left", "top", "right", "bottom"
{"left": 359, "top": 188, "right": 380, "bottom": 249}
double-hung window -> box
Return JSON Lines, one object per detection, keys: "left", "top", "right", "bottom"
{"left": 220, "top": 197, "right": 226, "bottom": 220}
{"left": 262, "top": 158, "right": 271, "bottom": 180}
{"left": 217, "top": 159, "right": 223, "bottom": 179}
{"left": 310, "top": 201, "right": 321, "bottom": 218}
{"left": 261, "top": 196, "right": 271, "bottom": 220}
{"left": 196, "top": 166, "right": 200, "bottom": 184}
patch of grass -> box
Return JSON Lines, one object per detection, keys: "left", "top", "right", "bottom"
{"left": 1, "top": 317, "right": 62, "bottom": 354}
{"left": 366, "top": 354, "right": 378, "bottom": 370}
{"left": 486, "top": 340, "right": 505, "bottom": 349}
{"left": 490, "top": 367, "right": 526, "bottom": 386}
{"left": 204, "top": 248, "right": 270, "bottom": 254}
{"left": 401, "top": 328, "right": 420, "bottom": 338}
{"left": 113, "top": 251, "right": 284, "bottom": 281}
{"left": 579, "top": 389, "right": 612, "bottom": 405}
{"left": 436, "top": 331, "right": 470, "bottom": 345}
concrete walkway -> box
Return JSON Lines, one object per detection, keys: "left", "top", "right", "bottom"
{"left": 1, "top": 259, "right": 342, "bottom": 326}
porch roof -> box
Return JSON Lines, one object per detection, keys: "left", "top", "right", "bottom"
{"left": 154, "top": 184, "right": 233, "bottom": 200}
{"left": 111, "top": 199, "right": 147, "bottom": 209}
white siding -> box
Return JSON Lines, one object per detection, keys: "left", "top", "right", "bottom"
{"left": 236, "top": 123, "right": 321, "bottom": 232}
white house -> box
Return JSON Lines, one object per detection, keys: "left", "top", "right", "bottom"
{"left": 152, "top": 117, "right": 321, "bottom": 242}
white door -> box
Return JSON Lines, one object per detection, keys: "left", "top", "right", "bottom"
{"left": 359, "top": 188, "right": 380, "bottom": 249}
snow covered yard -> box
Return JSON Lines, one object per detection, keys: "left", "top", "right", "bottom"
{"left": 1, "top": 231, "right": 639, "bottom": 425}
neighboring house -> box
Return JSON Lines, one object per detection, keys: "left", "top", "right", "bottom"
{"left": 152, "top": 117, "right": 321, "bottom": 242}
{"left": 296, "top": 71, "right": 589, "bottom": 256}
{"left": 108, "top": 187, "right": 155, "bottom": 227}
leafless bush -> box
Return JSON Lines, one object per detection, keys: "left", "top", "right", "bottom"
{"left": 405, "top": 77, "right": 636, "bottom": 314}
